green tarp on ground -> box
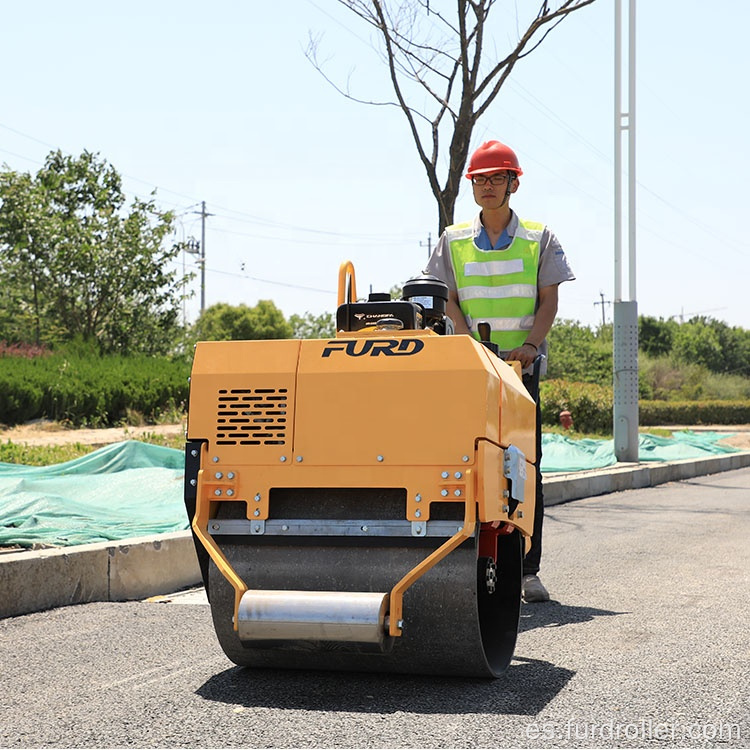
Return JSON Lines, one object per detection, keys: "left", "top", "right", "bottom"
{"left": 0, "top": 441, "right": 187, "bottom": 547}
{"left": 541, "top": 431, "right": 739, "bottom": 473}
{"left": 0, "top": 433, "right": 740, "bottom": 548}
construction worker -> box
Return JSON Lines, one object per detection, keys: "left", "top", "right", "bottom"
{"left": 424, "top": 139, "right": 575, "bottom": 603}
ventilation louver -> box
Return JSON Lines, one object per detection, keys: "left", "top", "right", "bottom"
{"left": 215, "top": 388, "right": 288, "bottom": 445}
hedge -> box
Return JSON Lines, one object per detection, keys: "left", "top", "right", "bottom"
{"left": 540, "top": 380, "right": 750, "bottom": 432}
{"left": 540, "top": 379, "right": 613, "bottom": 432}
{"left": 0, "top": 352, "right": 191, "bottom": 427}
{"left": 638, "top": 400, "right": 750, "bottom": 426}
{"left": 3, "top": 354, "right": 749, "bottom": 432}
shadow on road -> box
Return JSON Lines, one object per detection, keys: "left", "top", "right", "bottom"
{"left": 196, "top": 656, "right": 575, "bottom": 716}
{"left": 194, "top": 601, "right": 623, "bottom": 714}
{"left": 520, "top": 600, "right": 626, "bottom": 632}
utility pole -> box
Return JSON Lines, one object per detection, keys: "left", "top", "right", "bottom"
{"left": 594, "top": 292, "right": 611, "bottom": 327}
{"left": 613, "top": 0, "right": 639, "bottom": 462}
{"left": 420, "top": 232, "right": 432, "bottom": 259}
{"left": 186, "top": 201, "right": 213, "bottom": 312}
{"left": 184, "top": 236, "right": 205, "bottom": 313}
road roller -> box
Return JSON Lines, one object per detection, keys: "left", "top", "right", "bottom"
{"left": 183, "top": 262, "right": 538, "bottom": 678}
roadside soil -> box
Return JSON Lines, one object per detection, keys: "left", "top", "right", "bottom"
{"left": 1, "top": 420, "right": 750, "bottom": 450}
{"left": 0, "top": 420, "right": 185, "bottom": 447}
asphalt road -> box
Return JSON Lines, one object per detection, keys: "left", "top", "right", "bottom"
{"left": 2, "top": 468, "right": 749, "bottom": 749}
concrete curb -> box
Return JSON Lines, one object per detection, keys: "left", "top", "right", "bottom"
{"left": 0, "top": 531, "right": 201, "bottom": 619}
{"left": 3, "top": 451, "right": 750, "bottom": 619}
{"left": 543, "top": 450, "right": 750, "bottom": 505}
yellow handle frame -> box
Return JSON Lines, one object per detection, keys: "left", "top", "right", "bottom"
{"left": 192, "top": 449, "right": 477, "bottom": 638}
{"left": 337, "top": 260, "right": 357, "bottom": 306}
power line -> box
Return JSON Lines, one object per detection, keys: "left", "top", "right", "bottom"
{"left": 210, "top": 224, "right": 413, "bottom": 248}
{"left": 182, "top": 259, "right": 335, "bottom": 295}
{"left": 209, "top": 208, "right": 413, "bottom": 242}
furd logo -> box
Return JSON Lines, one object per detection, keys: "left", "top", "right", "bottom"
{"left": 321, "top": 339, "right": 425, "bottom": 357}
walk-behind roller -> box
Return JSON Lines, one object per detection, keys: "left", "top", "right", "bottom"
{"left": 184, "top": 262, "right": 537, "bottom": 678}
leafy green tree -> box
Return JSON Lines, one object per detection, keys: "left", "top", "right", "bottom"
{"left": 0, "top": 170, "right": 50, "bottom": 344}
{"left": 693, "top": 317, "right": 750, "bottom": 377}
{"left": 639, "top": 315, "right": 677, "bottom": 358}
{"left": 193, "top": 301, "right": 292, "bottom": 341}
{"left": 0, "top": 150, "right": 185, "bottom": 354}
{"left": 546, "top": 319, "right": 611, "bottom": 383}
{"left": 289, "top": 311, "right": 336, "bottom": 339}
{"left": 671, "top": 320, "right": 722, "bottom": 370}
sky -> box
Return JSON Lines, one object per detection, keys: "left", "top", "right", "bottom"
{"left": 1, "top": 0, "right": 748, "bottom": 332}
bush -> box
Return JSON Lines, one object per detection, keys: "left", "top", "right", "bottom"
{"left": 0, "top": 351, "right": 190, "bottom": 427}
{"left": 639, "top": 400, "right": 750, "bottom": 426}
{"left": 539, "top": 377, "right": 750, "bottom": 431}
{"left": 540, "top": 379, "right": 613, "bottom": 433}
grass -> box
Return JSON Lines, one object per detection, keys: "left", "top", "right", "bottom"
{"left": 0, "top": 431, "right": 185, "bottom": 466}
{"left": 0, "top": 441, "right": 93, "bottom": 466}
{"left": 129, "top": 430, "right": 185, "bottom": 450}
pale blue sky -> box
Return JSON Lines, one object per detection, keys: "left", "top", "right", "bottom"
{"left": 2, "top": 1, "right": 748, "bottom": 330}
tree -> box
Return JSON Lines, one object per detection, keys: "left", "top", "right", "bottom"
{"left": 289, "top": 311, "right": 336, "bottom": 339}
{"left": 308, "top": 0, "right": 597, "bottom": 232}
{"left": 639, "top": 315, "right": 677, "bottom": 358}
{"left": 546, "top": 318, "right": 611, "bottom": 383}
{"left": 678, "top": 316, "right": 750, "bottom": 377}
{"left": 193, "top": 301, "right": 292, "bottom": 341}
{"left": 671, "top": 320, "right": 722, "bottom": 371}
{"left": 0, "top": 151, "right": 186, "bottom": 354}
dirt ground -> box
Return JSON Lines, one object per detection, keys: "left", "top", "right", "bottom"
{"left": 0, "top": 420, "right": 185, "bottom": 447}
{"left": 1, "top": 420, "right": 750, "bottom": 450}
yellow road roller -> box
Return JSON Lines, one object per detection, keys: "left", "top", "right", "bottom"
{"left": 183, "top": 262, "right": 537, "bottom": 678}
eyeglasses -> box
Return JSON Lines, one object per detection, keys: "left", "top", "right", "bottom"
{"left": 471, "top": 173, "right": 512, "bottom": 186}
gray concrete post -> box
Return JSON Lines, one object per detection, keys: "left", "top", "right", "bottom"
{"left": 613, "top": 300, "right": 639, "bottom": 462}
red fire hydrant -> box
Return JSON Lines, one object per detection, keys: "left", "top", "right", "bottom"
{"left": 559, "top": 410, "right": 573, "bottom": 430}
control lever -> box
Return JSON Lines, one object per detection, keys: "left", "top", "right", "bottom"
{"left": 476, "top": 321, "right": 499, "bottom": 356}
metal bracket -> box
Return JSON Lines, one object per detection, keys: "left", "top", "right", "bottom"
{"left": 503, "top": 445, "right": 527, "bottom": 504}
{"left": 207, "top": 518, "right": 459, "bottom": 538}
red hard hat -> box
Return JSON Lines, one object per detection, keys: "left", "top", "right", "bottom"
{"left": 466, "top": 140, "right": 523, "bottom": 178}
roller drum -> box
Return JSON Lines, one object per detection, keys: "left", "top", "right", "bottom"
{"left": 208, "top": 530, "right": 522, "bottom": 678}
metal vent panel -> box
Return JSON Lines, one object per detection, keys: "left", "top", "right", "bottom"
{"left": 215, "top": 387, "right": 288, "bottom": 445}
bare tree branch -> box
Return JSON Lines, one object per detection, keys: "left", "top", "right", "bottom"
{"left": 308, "top": 0, "right": 599, "bottom": 232}
{"left": 304, "top": 33, "right": 433, "bottom": 124}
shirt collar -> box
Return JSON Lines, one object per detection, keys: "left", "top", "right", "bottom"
{"left": 473, "top": 210, "right": 519, "bottom": 237}
{"left": 473, "top": 210, "right": 518, "bottom": 249}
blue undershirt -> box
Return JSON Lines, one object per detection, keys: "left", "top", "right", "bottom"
{"left": 476, "top": 226, "right": 511, "bottom": 250}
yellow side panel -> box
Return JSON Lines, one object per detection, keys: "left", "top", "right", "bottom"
{"left": 294, "top": 333, "right": 500, "bottom": 466}
{"left": 187, "top": 339, "right": 301, "bottom": 464}
{"left": 481, "top": 349, "right": 537, "bottom": 464}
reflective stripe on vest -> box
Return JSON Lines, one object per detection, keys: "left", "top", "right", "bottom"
{"left": 447, "top": 218, "right": 542, "bottom": 350}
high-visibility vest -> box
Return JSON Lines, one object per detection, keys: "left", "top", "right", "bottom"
{"left": 447, "top": 218, "right": 543, "bottom": 351}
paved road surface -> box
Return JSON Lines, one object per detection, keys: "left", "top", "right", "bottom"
{"left": 2, "top": 469, "right": 749, "bottom": 748}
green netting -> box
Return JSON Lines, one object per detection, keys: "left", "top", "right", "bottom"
{"left": 0, "top": 441, "right": 187, "bottom": 548}
{"left": 541, "top": 430, "right": 739, "bottom": 473}
{"left": 0, "top": 433, "right": 741, "bottom": 548}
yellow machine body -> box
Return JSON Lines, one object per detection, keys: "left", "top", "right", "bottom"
{"left": 185, "top": 262, "right": 538, "bottom": 677}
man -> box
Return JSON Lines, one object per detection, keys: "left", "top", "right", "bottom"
{"left": 424, "top": 139, "right": 575, "bottom": 602}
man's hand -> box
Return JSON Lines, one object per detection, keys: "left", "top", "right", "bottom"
{"left": 507, "top": 342, "right": 538, "bottom": 369}
{"left": 507, "top": 284, "right": 560, "bottom": 368}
